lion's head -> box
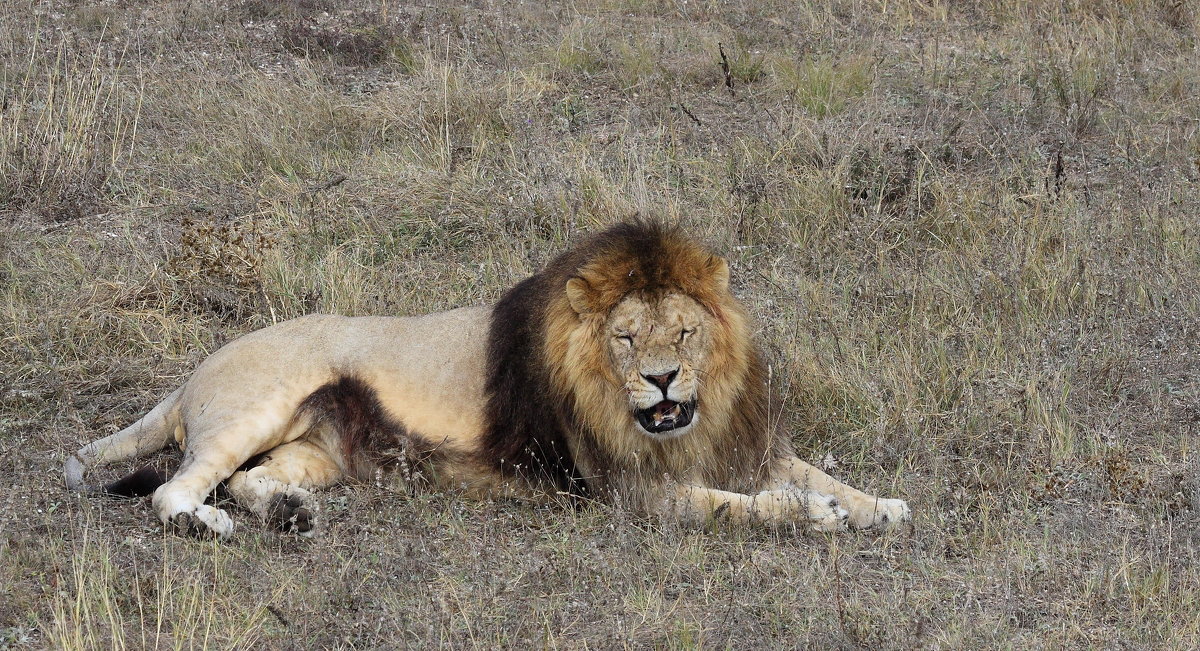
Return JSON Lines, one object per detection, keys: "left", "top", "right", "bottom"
{"left": 545, "top": 222, "right": 759, "bottom": 448}
{"left": 486, "top": 220, "right": 783, "bottom": 494}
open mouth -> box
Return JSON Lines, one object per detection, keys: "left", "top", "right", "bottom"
{"left": 635, "top": 399, "right": 696, "bottom": 434}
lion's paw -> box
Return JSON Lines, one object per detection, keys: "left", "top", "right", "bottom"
{"left": 267, "top": 492, "right": 316, "bottom": 537}
{"left": 752, "top": 490, "right": 849, "bottom": 531}
{"left": 167, "top": 505, "right": 234, "bottom": 539}
{"left": 803, "top": 491, "right": 850, "bottom": 533}
{"left": 847, "top": 497, "right": 911, "bottom": 530}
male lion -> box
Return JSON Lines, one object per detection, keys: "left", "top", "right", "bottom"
{"left": 66, "top": 221, "right": 909, "bottom": 538}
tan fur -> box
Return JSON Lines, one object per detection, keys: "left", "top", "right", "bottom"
{"left": 66, "top": 223, "right": 909, "bottom": 538}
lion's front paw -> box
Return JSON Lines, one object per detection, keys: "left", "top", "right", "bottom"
{"left": 167, "top": 505, "right": 234, "bottom": 539}
{"left": 756, "top": 490, "right": 849, "bottom": 532}
{"left": 803, "top": 492, "right": 850, "bottom": 533}
{"left": 846, "top": 497, "right": 910, "bottom": 530}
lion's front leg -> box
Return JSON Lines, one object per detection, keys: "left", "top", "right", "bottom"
{"left": 656, "top": 482, "right": 849, "bottom": 532}
{"left": 765, "top": 457, "right": 910, "bottom": 530}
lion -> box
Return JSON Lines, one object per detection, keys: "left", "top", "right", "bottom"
{"left": 65, "top": 221, "right": 910, "bottom": 538}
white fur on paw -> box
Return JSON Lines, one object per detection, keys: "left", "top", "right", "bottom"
{"left": 167, "top": 505, "right": 234, "bottom": 539}
{"left": 804, "top": 491, "right": 850, "bottom": 533}
{"left": 849, "top": 497, "right": 910, "bottom": 530}
{"left": 194, "top": 505, "right": 234, "bottom": 538}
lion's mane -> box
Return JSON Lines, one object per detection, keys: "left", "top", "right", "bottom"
{"left": 480, "top": 221, "right": 792, "bottom": 504}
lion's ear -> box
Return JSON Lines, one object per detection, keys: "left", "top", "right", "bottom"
{"left": 565, "top": 276, "right": 596, "bottom": 314}
{"left": 707, "top": 256, "right": 730, "bottom": 293}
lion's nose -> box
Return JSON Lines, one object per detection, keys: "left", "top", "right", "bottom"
{"left": 643, "top": 369, "right": 678, "bottom": 395}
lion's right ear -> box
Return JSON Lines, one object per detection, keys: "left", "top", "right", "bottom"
{"left": 565, "top": 276, "right": 596, "bottom": 314}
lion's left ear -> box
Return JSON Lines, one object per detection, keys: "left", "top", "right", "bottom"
{"left": 565, "top": 276, "right": 596, "bottom": 314}
{"left": 706, "top": 256, "right": 730, "bottom": 293}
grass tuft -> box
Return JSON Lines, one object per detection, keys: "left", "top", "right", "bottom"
{"left": 0, "top": 38, "right": 140, "bottom": 221}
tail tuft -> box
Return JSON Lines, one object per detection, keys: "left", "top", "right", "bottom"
{"left": 103, "top": 466, "right": 168, "bottom": 498}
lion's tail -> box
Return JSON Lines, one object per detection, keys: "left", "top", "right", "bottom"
{"left": 65, "top": 387, "right": 182, "bottom": 497}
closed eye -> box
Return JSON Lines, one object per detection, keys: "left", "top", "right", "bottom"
{"left": 616, "top": 333, "right": 634, "bottom": 346}
{"left": 679, "top": 328, "right": 695, "bottom": 343}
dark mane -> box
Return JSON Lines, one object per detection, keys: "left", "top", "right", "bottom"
{"left": 479, "top": 264, "right": 585, "bottom": 493}
{"left": 478, "top": 220, "right": 685, "bottom": 494}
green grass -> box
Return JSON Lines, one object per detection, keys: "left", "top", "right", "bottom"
{"left": 2, "top": 0, "right": 1200, "bottom": 647}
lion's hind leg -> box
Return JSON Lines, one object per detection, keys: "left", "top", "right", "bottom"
{"left": 226, "top": 440, "right": 342, "bottom": 537}
{"left": 152, "top": 451, "right": 240, "bottom": 539}
{"left": 151, "top": 421, "right": 292, "bottom": 539}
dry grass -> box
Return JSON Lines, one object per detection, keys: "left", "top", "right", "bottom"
{"left": 2, "top": 0, "right": 1200, "bottom": 647}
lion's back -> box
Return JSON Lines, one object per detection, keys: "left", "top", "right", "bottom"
{"left": 176, "top": 307, "right": 495, "bottom": 449}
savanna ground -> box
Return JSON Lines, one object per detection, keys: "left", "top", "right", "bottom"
{"left": 2, "top": 0, "right": 1199, "bottom": 647}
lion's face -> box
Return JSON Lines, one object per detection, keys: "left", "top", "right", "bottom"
{"left": 605, "top": 292, "right": 713, "bottom": 439}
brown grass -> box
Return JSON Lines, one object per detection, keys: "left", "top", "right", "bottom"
{"left": 2, "top": 0, "right": 1200, "bottom": 647}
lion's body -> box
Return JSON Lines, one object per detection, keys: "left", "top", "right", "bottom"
{"left": 67, "top": 221, "right": 909, "bottom": 538}
{"left": 179, "top": 308, "right": 492, "bottom": 461}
